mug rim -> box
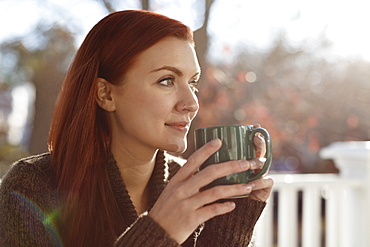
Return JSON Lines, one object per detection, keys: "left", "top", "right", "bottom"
{"left": 195, "top": 124, "right": 253, "bottom": 131}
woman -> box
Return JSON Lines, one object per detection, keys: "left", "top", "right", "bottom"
{"left": 0, "top": 10, "right": 273, "bottom": 246}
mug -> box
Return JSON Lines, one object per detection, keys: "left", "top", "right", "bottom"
{"left": 194, "top": 125, "right": 272, "bottom": 197}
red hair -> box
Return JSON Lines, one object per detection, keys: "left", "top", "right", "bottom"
{"left": 49, "top": 10, "right": 193, "bottom": 246}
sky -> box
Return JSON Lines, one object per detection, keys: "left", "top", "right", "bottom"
{"left": 1, "top": 0, "right": 370, "bottom": 61}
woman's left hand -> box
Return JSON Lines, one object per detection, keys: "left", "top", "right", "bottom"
{"left": 247, "top": 124, "right": 274, "bottom": 202}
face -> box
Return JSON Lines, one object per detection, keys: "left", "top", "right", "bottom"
{"left": 107, "top": 37, "right": 200, "bottom": 156}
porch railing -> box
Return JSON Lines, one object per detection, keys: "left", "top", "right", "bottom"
{"left": 254, "top": 141, "right": 370, "bottom": 247}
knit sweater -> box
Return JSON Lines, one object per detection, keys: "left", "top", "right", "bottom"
{"left": 0, "top": 152, "right": 266, "bottom": 247}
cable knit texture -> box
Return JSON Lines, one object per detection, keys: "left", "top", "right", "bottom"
{"left": 0, "top": 152, "right": 266, "bottom": 246}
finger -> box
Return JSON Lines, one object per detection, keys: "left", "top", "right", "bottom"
{"left": 192, "top": 200, "right": 236, "bottom": 225}
{"left": 248, "top": 157, "right": 267, "bottom": 172}
{"left": 248, "top": 177, "right": 274, "bottom": 202}
{"left": 191, "top": 183, "right": 253, "bottom": 206}
{"left": 172, "top": 139, "right": 222, "bottom": 182}
{"left": 254, "top": 132, "right": 266, "bottom": 157}
{"left": 248, "top": 177, "right": 273, "bottom": 190}
{"left": 183, "top": 159, "right": 255, "bottom": 196}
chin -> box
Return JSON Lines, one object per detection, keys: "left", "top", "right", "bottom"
{"left": 164, "top": 141, "right": 187, "bottom": 154}
{"left": 177, "top": 146, "right": 187, "bottom": 154}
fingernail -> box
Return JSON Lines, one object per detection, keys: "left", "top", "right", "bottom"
{"left": 249, "top": 160, "right": 256, "bottom": 168}
{"left": 227, "top": 201, "right": 236, "bottom": 209}
{"left": 243, "top": 184, "right": 252, "bottom": 192}
{"left": 239, "top": 160, "right": 249, "bottom": 169}
{"left": 210, "top": 139, "right": 220, "bottom": 146}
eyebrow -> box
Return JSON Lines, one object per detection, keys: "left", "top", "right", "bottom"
{"left": 150, "top": 66, "right": 201, "bottom": 78}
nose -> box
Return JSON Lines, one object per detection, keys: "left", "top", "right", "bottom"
{"left": 175, "top": 86, "right": 199, "bottom": 113}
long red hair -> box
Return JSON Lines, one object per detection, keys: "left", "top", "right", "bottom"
{"left": 49, "top": 10, "right": 193, "bottom": 246}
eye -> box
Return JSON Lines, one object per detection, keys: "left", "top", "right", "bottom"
{"left": 158, "top": 76, "right": 175, "bottom": 87}
{"left": 189, "top": 80, "right": 199, "bottom": 92}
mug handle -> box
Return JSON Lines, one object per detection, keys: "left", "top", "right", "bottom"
{"left": 246, "top": 127, "right": 272, "bottom": 182}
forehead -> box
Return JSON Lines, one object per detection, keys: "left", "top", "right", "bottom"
{"left": 132, "top": 37, "right": 200, "bottom": 73}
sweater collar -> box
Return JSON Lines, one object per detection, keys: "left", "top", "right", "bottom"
{"left": 107, "top": 150, "right": 169, "bottom": 226}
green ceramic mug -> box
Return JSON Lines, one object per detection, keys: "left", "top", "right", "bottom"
{"left": 194, "top": 125, "right": 272, "bottom": 196}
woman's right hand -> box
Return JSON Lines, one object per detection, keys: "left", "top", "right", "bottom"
{"left": 148, "top": 139, "right": 263, "bottom": 244}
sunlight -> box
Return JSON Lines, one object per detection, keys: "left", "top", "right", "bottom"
{"left": 208, "top": 0, "right": 370, "bottom": 61}
{"left": 292, "top": 0, "right": 370, "bottom": 60}
{"left": 8, "top": 83, "right": 35, "bottom": 146}
{"left": 0, "top": 0, "right": 369, "bottom": 60}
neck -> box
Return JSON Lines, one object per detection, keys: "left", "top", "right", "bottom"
{"left": 111, "top": 141, "right": 159, "bottom": 215}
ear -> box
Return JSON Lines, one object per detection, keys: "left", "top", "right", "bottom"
{"left": 96, "top": 78, "right": 116, "bottom": 112}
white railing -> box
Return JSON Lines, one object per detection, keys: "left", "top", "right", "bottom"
{"left": 254, "top": 141, "right": 370, "bottom": 247}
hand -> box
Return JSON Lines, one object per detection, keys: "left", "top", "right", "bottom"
{"left": 247, "top": 123, "right": 274, "bottom": 202}
{"left": 148, "top": 139, "right": 260, "bottom": 244}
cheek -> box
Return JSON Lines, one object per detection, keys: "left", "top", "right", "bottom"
{"left": 147, "top": 96, "right": 177, "bottom": 117}
{"left": 129, "top": 96, "right": 171, "bottom": 130}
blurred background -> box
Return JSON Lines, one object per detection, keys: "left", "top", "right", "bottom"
{"left": 1, "top": 0, "right": 370, "bottom": 177}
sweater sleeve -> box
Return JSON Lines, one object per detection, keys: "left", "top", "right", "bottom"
{"left": 0, "top": 162, "right": 61, "bottom": 247}
{"left": 194, "top": 198, "right": 266, "bottom": 247}
{"left": 114, "top": 213, "right": 180, "bottom": 247}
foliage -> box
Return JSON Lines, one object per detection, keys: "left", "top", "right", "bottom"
{"left": 186, "top": 33, "right": 370, "bottom": 173}
{"left": 0, "top": 24, "right": 75, "bottom": 86}
{"left": 0, "top": 24, "right": 76, "bottom": 155}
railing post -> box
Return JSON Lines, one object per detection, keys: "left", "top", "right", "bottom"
{"left": 320, "top": 141, "right": 370, "bottom": 247}
{"left": 278, "top": 187, "right": 298, "bottom": 247}
{"left": 302, "top": 187, "right": 321, "bottom": 247}
{"left": 254, "top": 193, "right": 274, "bottom": 247}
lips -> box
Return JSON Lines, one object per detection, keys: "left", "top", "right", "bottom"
{"left": 165, "top": 121, "right": 190, "bottom": 132}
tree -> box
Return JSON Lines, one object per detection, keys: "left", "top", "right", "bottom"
{"left": 98, "top": 0, "right": 150, "bottom": 12}
{"left": 0, "top": 24, "right": 76, "bottom": 154}
{"left": 193, "top": 0, "right": 215, "bottom": 71}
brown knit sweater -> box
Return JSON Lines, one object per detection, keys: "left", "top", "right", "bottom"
{"left": 0, "top": 152, "right": 266, "bottom": 247}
